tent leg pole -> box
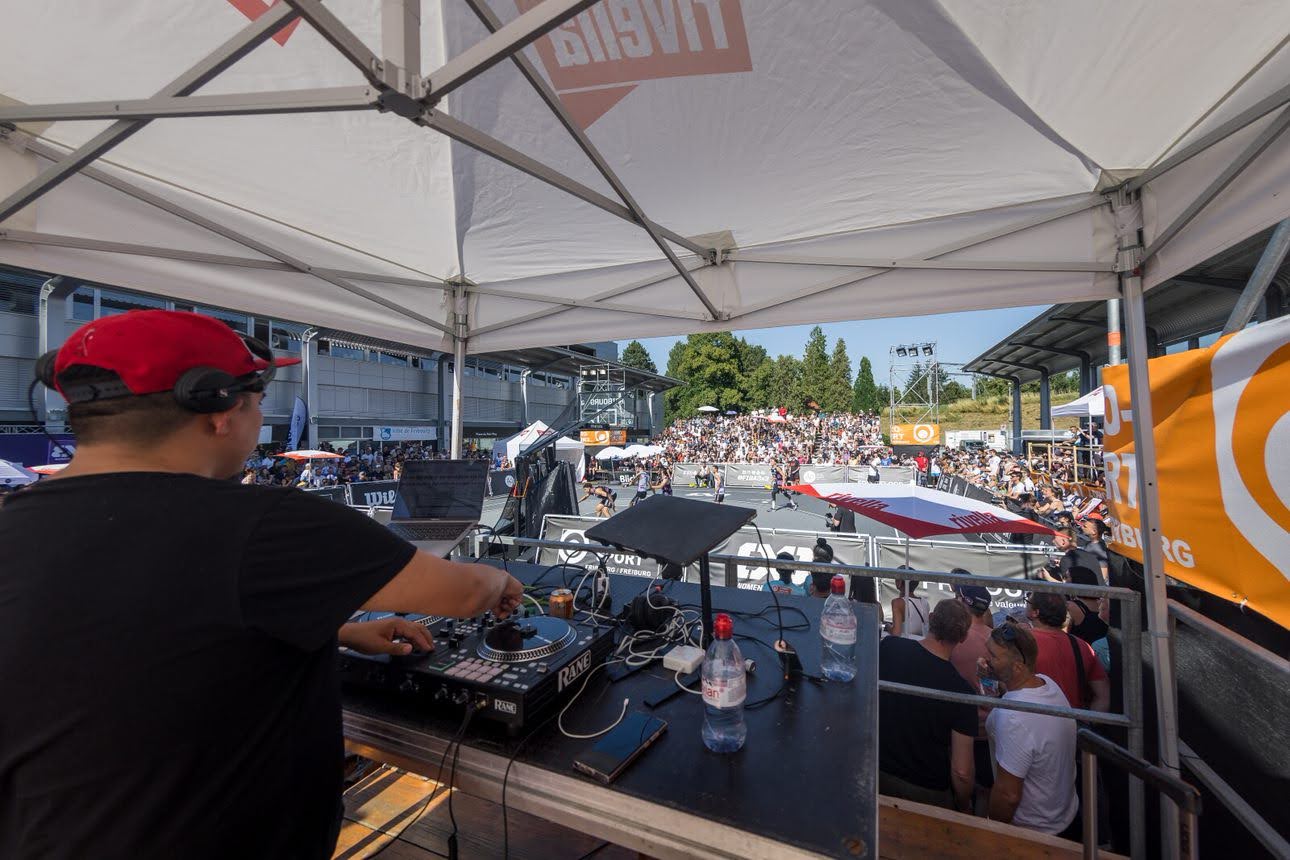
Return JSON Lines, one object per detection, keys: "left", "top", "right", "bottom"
{"left": 1122, "top": 267, "right": 1182, "bottom": 858}
{"left": 450, "top": 285, "right": 467, "bottom": 460}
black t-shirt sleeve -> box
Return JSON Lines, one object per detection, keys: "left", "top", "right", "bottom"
{"left": 239, "top": 489, "right": 418, "bottom": 650}
{"left": 944, "top": 670, "right": 978, "bottom": 737}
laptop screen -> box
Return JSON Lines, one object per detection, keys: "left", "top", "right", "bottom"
{"left": 392, "top": 460, "right": 487, "bottom": 521}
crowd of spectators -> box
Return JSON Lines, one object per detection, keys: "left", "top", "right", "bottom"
{"left": 239, "top": 442, "right": 490, "bottom": 488}
{"left": 649, "top": 410, "right": 885, "bottom": 468}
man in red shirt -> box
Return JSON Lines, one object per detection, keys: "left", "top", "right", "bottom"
{"left": 1025, "top": 592, "right": 1110, "bottom": 713}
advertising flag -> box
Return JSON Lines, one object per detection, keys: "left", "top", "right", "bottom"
{"left": 1101, "top": 315, "right": 1290, "bottom": 626}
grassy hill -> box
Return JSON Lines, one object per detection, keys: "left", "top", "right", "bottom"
{"left": 885, "top": 391, "right": 1083, "bottom": 433}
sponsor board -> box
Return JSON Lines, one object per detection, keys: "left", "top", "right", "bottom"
{"left": 376, "top": 425, "right": 437, "bottom": 441}
{"left": 1102, "top": 316, "right": 1290, "bottom": 627}
{"left": 350, "top": 480, "right": 398, "bottom": 507}
{"left": 890, "top": 424, "right": 942, "bottom": 446}
{"left": 581, "top": 429, "right": 628, "bottom": 446}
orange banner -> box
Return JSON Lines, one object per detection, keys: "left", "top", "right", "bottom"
{"left": 890, "top": 423, "right": 942, "bottom": 445}
{"left": 580, "top": 429, "right": 627, "bottom": 446}
{"left": 1101, "top": 316, "right": 1290, "bottom": 626}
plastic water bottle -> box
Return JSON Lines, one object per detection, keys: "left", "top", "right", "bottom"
{"left": 701, "top": 613, "right": 747, "bottom": 752}
{"left": 820, "top": 575, "right": 857, "bottom": 682}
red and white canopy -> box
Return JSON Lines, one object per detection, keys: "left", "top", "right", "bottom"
{"left": 788, "top": 482, "right": 1057, "bottom": 540}
{"left": 280, "top": 449, "right": 343, "bottom": 461}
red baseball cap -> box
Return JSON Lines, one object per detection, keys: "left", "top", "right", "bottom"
{"left": 1078, "top": 511, "right": 1105, "bottom": 522}
{"left": 53, "top": 309, "right": 300, "bottom": 398}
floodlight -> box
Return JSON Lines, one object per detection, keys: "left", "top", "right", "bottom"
{"left": 896, "top": 347, "right": 908, "bottom": 357}
{"left": 922, "top": 345, "right": 934, "bottom": 356}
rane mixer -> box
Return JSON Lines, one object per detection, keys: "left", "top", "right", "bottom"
{"left": 338, "top": 612, "right": 617, "bottom": 732}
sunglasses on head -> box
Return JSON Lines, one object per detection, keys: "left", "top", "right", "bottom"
{"left": 992, "top": 622, "right": 1024, "bottom": 657}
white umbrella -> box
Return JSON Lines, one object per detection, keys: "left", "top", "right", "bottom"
{"left": 0, "top": 459, "right": 39, "bottom": 487}
{"left": 696, "top": 406, "right": 719, "bottom": 413}
{"left": 1051, "top": 387, "right": 1105, "bottom": 418}
{"left": 622, "top": 444, "right": 656, "bottom": 458}
{"left": 595, "top": 446, "right": 628, "bottom": 460}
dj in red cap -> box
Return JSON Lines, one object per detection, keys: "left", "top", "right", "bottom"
{"left": 0, "top": 310, "right": 522, "bottom": 859}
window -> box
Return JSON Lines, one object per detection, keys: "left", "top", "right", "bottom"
{"left": 377, "top": 351, "right": 410, "bottom": 366}
{"left": 71, "top": 287, "right": 95, "bottom": 321}
{"left": 196, "top": 306, "right": 249, "bottom": 334}
{"left": 326, "top": 341, "right": 366, "bottom": 361}
{"left": 99, "top": 289, "right": 166, "bottom": 317}
{"left": 253, "top": 319, "right": 271, "bottom": 343}
{"left": 271, "top": 322, "right": 304, "bottom": 352}
{"left": 0, "top": 269, "right": 43, "bottom": 315}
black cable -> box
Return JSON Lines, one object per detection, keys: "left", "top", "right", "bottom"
{"left": 532, "top": 561, "right": 586, "bottom": 588}
{"left": 501, "top": 713, "right": 557, "bottom": 860}
{"left": 749, "top": 521, "right": 788, "bottom": 647}
{"left": 26, "top": 378, "right": 75, "bottom": 461}
{"left": 573, "top": 841, "right": 612, "bottom": 859}
{"left": 368, "top": 705, "right": 477, "bottom": 859}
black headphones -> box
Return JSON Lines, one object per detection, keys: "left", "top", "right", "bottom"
{"left": 623, "top": 589, "right": 678, "bottom": 632}
{"left": 35, "top": 335, "right": 277, "bottom": 414}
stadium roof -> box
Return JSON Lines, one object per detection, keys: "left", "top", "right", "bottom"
{"left": 965, "top": 226, "right": 1289, "bottom": 384}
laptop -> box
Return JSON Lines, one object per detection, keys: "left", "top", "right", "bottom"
{"left": 386, "top": 460, "right": 487, "bottom": 556}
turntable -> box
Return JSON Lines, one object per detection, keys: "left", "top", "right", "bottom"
{"left": 479, "top": 617, "right": 578, "bottom": 662}
{"left": 338, "top": 613, "right": 616, "bottom": 732}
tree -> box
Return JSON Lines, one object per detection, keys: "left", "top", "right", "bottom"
{"left": 795, "top": 325, "right": 831, "bottom": 409}
{"left": 825, "top": 338, "right": 853, "bottom": 412}
{"left": 852, "top": 355, "right": 880, "bottom": 413}
{"left": 768, "top": 355, "right": 802, "bottom": 410}
{"left": 620, "top": 340, "right": 657, "bottom": 373}
{"left": 663, "top": 332, "right": 746, "bottom": 417}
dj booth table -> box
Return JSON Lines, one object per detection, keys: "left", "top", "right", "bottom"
{"left": 342, "top": 562, "right": 879, "bottom": 859}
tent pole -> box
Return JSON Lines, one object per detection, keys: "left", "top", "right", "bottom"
{"left": 1107, "top": 299, "right": 1122, "bottom": 365}
{"left": 1117, "top": 191, "right": 1182, "bottom": 857}
{"left": 1222, "top": 217, "right": 1290, "bottom": 334}
{"left": 450, "top": 285, "right": 467, "bottom": 460}
{"left": 0, "top": 4, "right": 297, "bottom": 224}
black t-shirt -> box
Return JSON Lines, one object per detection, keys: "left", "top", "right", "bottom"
{"left": 1060, "top": 547, "right": 1104, "bottom": 579}
{"left": 877, "top": 637, "right": 977, "bottom": 790}
{"left": 0, "top": 472, "right": 417, "bottom": 860}
{"left": 834, "top": 507, "right": 857, "bottom": 534}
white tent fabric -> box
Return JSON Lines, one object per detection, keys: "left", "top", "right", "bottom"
{"left": 500, "top": 420, "right": 551, "bottom": 462}
{"left": 1051, "top": 386, "right": 1106, "bottom": 418}
{"left": 0, "top": 459, "right": 38, "bottom": 487}
{"left": 2, "top": 2, "right": 1290, "bottom": 353}
{"left": 594, "top": 445, "right": 627, "bottom": 460}
{"left": 496, "top": 420, "right": 585, "bottom": 480}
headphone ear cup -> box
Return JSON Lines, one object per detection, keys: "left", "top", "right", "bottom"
{"left": 173, "top": 367, "right": 239, "bottom": 413}
{"left": 35, "top": 350, "right": 60, "bottom": 389}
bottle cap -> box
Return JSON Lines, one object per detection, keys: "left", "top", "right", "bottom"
{"left": 830, "top": 574, "right": 847, "bottom": 595}
{"left": 713, "top": 613, "right": 734, "bottom": 639}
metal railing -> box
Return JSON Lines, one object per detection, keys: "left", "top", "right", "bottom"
{"left": 1078, "top": 728, "right": 1201, "bottom": 860}
{"left": 475, "top": 532, "right": 1148, "bottom": 854}
{"left": 1025, "top": 439, "right": 1104, "bottom": 486}
{"left": 1168, "top": 600, "right": 1290, "bottom": 860}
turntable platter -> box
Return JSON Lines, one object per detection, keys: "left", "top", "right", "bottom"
{"left": 478, "top": 616, "right": 577, "bottom": 663}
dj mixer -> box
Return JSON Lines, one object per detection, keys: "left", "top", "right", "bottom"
{"left": 337, "top": 612, "right": 617, "bottom": 732}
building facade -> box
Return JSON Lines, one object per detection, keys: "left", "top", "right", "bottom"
{"left": 0, "top": 266, "right": 668, "bottom": 461}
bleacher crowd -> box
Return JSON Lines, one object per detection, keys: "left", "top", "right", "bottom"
{"left": 240, "top": 442, "right": 491, "bottom": 488}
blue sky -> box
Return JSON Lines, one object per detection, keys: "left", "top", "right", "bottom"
{"left": 620, "top": 305, "right": 1048, "bottom": 383}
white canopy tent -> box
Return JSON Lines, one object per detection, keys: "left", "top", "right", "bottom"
{"left": 4, "top": 2, "right": 1290, "bottom": 845}
{"left": 0, "top": 459, "right": 38, "bottom": 488}
{"left": 494, "top": 420, "right": 585, "bottom": 479}
{"left": 1051, "top": 386, "right": 1106, "bottom": 419}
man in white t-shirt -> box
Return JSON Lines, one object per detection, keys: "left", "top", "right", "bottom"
{"left": 982, "top": 623, "right": 1079, "bottom": 837}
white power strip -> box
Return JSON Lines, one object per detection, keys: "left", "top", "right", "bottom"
{"left": 663, "top": 644, "right": 705, "bottom": 674}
